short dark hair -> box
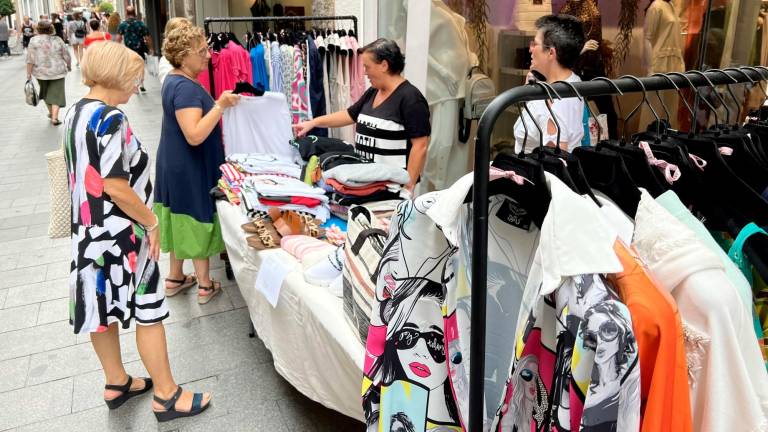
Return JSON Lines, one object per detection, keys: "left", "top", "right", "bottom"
{"left": 125, "top": 6, "right": 137, "bottom": 17}
{"left": 359, "top": 38, "right": 405, "bottom": 75}
{"left": 534, "top": 14, "right": 586, "bottom": 70}
{"left": 89, "top": 19, "right": 100, "bottom": 31}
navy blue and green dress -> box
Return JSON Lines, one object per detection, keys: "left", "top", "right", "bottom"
{"left": 154, "top": 74, "right": 225, "bottom": 259}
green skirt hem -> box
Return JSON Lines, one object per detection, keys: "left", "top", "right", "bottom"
{"left": 153, "top": 203, "right": 225, "bottom": 260}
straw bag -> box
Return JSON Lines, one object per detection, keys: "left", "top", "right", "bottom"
{"left": 342, "top": 206, "right": 388, "bottom": 344}
{"left": 46, "top": 146, "right": 70, "bottom": 238}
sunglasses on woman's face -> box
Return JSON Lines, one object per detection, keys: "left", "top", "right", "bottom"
{"left": 520, "top": 368, "right": 535, "bottom": 382}
{"left": 394, "top": 328, "right": 446, "bottom": 363}
{"left": 582, "top": 320, "right": 620, "bottom": 350}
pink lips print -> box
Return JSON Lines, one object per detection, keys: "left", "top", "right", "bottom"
{"left": 409, "top": 362, "right": 432, "bottom": 378}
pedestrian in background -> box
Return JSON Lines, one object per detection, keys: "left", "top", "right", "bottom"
{"left": 21, "top": 16, "right": 34, "bottom": 52}
{"left": 26, "top": 20, "right": 71, "bottom": 125}
{"left": 118, "top": 6, "right": 152, "bottom": 91}
{"left": 107, "top": 12, "right": 121, "bottom": 41}
{"left": 68, "top": 11, "right": 86, "bottom": 66}
{"left": 0, "top": 17, "right": 10, "bottom": 58}
{"left": 84, "top": 19, "right": 111, "bottom": 48}
{"left": 64, "top": 40, "right": 212, "bottom": 422}
{"left": 100, "top": 12, "right": 109, "bottom": 32}
{"left": 51, "top": 13, "right": 65, "bottom": 41}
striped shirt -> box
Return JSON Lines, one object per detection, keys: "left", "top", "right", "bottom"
{"left": 346, "top": 80, "right": 430, "bottom": 170}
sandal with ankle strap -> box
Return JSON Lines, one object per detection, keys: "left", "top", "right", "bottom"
{"left": 153, "top": 386, "right": 210, "bottom": 422}
{"left": 197, "top": 279, "right": 221, "bottom": 304}
{"left": 104, "top": 376, "right": 153, "bottom": 410}
{"left": 165, "top": 274, "right": 197, "bottom": 297}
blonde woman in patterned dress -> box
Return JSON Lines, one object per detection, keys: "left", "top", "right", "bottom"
{"left": 63, "top": 41, "right": 211, "bottom": 422}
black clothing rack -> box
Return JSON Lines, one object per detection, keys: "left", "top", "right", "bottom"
{"left": 203, "top": 15, "right": 359, "bottom": 98}
{"left": 468, "top": 67, "right": 768, "bottom": 431}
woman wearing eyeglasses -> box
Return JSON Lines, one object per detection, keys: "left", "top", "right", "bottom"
{"left": 154, "top": 24, "right": 240, "bottom": 304}
{"left": 514, "top": 14, "right": 586, "bottom": 154}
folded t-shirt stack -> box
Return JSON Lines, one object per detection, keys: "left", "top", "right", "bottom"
{"left": 322, "top": 162, "right": 410, "bottom": 206}
{"left": 217, "top": 153, "right": 303, "bottom": 206}
{"left": 227, "top": 153, "right": 302, "bottom": 178}
{"left": 241, "top": 175, "right": 331, "bottom": 221}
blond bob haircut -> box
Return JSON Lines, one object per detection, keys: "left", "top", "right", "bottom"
{"left": 162, "top": 25, "right": 205, "bottom": 69}
{"left": 81, "top": 42, "right": 145, "bottom": 92}
{"left": 164, "top": 17, "right": 192, "bottom": 35}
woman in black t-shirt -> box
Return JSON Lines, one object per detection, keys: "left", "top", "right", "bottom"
{"left": 293, "top": 38, "right": 431, "bottom": 193}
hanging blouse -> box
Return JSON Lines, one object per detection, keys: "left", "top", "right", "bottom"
{"left": 291, "top": 47, "right": 310, "bottom": 123}
{"left": 363, "top": 171, "right": 642, "bottom": 431}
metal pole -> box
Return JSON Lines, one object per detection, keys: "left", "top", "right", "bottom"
{"left": 467, "top": 67, "right": 767, "bottom": 431}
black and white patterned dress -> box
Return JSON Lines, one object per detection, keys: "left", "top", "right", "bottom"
{"left": 63, "top": 99, "right": 168, "bottom": 334}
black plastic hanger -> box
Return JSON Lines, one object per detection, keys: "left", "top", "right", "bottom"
{"left": 516, "top": 97, "right": 578, "bottom": 194}
{"left": 532, "top": 79, "right": 601, "bottom": 204}
{"left": 619, "top": 74, "right": 662, "bottom": 144}
{"left": 595, "top": 75, "right": 668, "bottom": 197}
{"left": 233, "top": 81, "right": 265, "bottom": 96}
{"left": 690, "top": 70, "right": 768, "bottom": 194}
{"left": 569, "top": 76, "right": 641, "bottom": 215}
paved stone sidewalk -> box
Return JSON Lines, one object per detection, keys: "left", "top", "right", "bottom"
{"left": 0, "top": 53, "right": 363, "bottom": 431}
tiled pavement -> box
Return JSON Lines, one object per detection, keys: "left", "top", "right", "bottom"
{"left": 0, "top": 52, "right": 363, "bottom": 431}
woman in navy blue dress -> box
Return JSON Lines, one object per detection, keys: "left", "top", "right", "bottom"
{"left": 154, "top": 24, "right": 240, "bottom": 304}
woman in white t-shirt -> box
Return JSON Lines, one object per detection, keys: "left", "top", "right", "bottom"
{"left": 514, "top": 14, "right": 587, "bottom": 154}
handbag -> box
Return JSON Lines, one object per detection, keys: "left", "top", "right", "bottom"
{"left": 45, "top": 144, "right": 70, "bottom": 238}
{"left": 342, "top": 205, "right": 388, "bottom": 344}
{"left": 24, "top": 79, "right": 39, "bottom": 107}
{"left": 145, "top": 55, "right": 159, "bottom": 77}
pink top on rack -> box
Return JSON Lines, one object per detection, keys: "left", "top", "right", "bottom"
{"left": 199, "top": 42, "right": 253, "bottom": 99}
{"left": 347, "top": 36, "right": 366, "bottom": 103}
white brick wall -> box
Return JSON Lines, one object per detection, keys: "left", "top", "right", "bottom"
{"left": 515, "top": 0, "right": 552, "bottom": 31}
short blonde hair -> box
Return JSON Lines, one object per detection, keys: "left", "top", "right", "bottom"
{"left": 162, "top": 25, "right": 205, "bottom": 69}
{"left": 81, "top": 42, "right": 144, "bottom": 92}
{"left": 164, "top": 17, "right": 192, "bottom": 35}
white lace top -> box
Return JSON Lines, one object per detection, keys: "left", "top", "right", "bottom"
{"left": 632, "top": 190, "right": 768, "bottom": 432}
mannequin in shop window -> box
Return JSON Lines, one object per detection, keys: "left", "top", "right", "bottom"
{"left": 560, "top": 0, "right": 619, "bottom": 139}
{"left": 421, "top": 0, "right": 479, "bottom": 193}
{"left": 639, "top": 0, "right": 685, "bottom": 131}
{"left": 514, "top": 14, "right": 586, "bottom": 154}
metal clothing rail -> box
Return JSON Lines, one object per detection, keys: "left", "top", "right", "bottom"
{"left": 467, "top": 67, "right": 768, "bottom": 431}
{"left": 202, "top": 15, "right": 359, "bottom": 97}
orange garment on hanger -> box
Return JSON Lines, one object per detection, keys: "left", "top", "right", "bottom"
{"left": 608, "top": 242, "right": 692, "bottom": 432}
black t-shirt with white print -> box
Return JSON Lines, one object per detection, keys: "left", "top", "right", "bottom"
{"left": 346, "top": 80, "right": 431, "bottom": 170}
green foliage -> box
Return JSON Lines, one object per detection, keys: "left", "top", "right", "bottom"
{"left": 98, "top": 2, "right": 114, "bottom": 14}
{"left": 0, "top": 0, "right": 16, "bottom": 18}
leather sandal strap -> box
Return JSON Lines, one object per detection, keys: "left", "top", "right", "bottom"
{"left": 199, "top": 280, "right": 219, "bottom": 292}
{"left": 154, "top": 386, "right": 184, "bottom": 411}
{"left": 191, "top": 393, "right": 203, "bottom": 411}
{"left": 105, "top": 375, "right": 132, "bottom": 392}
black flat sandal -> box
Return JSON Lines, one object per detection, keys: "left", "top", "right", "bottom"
{"left": 104, "top": 376, "right": 153, "bottom": 410}
{"left": 153, "top": 386, "right": 210, "bottom": 422}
